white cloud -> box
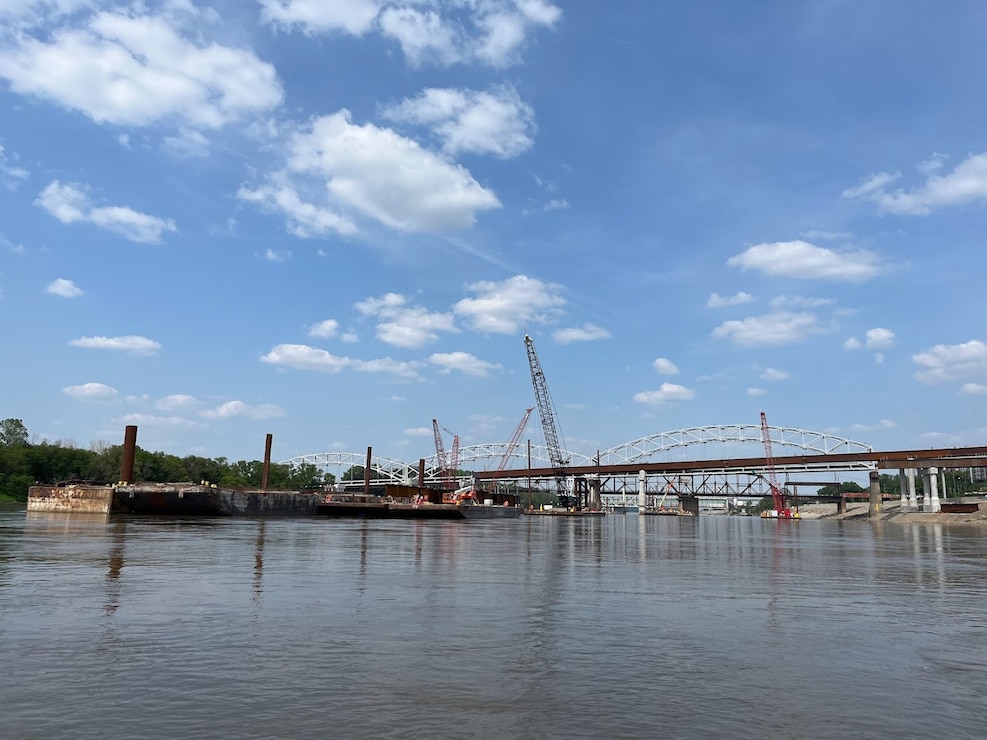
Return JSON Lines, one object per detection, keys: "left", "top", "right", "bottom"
{"left": 62, "top": 382, "right": 118, "bottom": 400}
{"left": 155, "top": 394, "right": 198, "bottom": 412}
{"left": 36, "top": 181, "right": 176, "bottom": 244}
{"left": 652, "top": 358, "right": 679, "bottom": 375}
{"left": 264, "top": 248, "right": 291, "bottom": 262}
{"left": 706, "top": 291, "right": 753, "bottom": 308}
{"left": 242, "top": 110, "right": 500, "bottom": 235}
{"left": 850, "top": 419, "right": 897, "bottom": 432}
{"left": 913, "top": 340, "right": 987, "bottom": 385}
{"left": 45, "top": 277, "right": 83, "bottom": 298}
{"left": 843, "top": 152, "right": 987, "bottom": 215}
{"left": 309, "top": 319, "right": 339, "bottom": 339}
{"left": 917, "top": 153, "right": 948, "bottom": 176}
{"left": 770, "top": 295, "right": 835, "bottom": 309}
{"left": 454, "top": 275, "right": 565, "bottom": 333}
{"left": 260, "top": 343, "right": 421, "bottom": 379}
{"left": 960, "top": 383, "right": 987, "bottom": 395}
{"left": 162, "top": 128, "right": 209, "bottom": 159}
{"left": 355, "top": 292, "right": 458, "bottom": 348}
{"left": 746, "top": 387, "right": 766, "bottom": 397}
{"left": 0, "top": 143, "right": 29, "bottom": 188}
{"left": 258, "top": 0, "right": 562, "bottom": 68}
{"left": 553, "top": 323, "right": 610, "bottom": 344}
{"left": 258, "top": 0, "right": 382, "bottom": 35}
{"left": 727, "top": 240, "right": 882, "bottom": 282}
{"left": 845, "top": 327, "right": 895, "bottom": 353}
{"left": 69, "top": 335, "right": 161, "bottom": 355}
{"left": 760, "top": 368, "right": 788, "bottom": 381}
{"left": 799, "top": 230, "right": 851, "bottom": 241}
{"left": 864, "top": 327, "right": 895, "bottom": 350}
{"left": 428, "top": 351, "right": 499, "bottom": 376}
{"left": 543, "top": 198, "right": 569, "bottom": 211}
{"left": 712, "top": 312, "right": 821, "bottom": 347}
{"left": 200, "top": 400, "right": 286, "bottom": 421}
{"left": 118, "top": 412, "right": 199, "bottom": 427}
{"left": 0, "top": 11, "right": 283, "bottom": 129}
{"left": 404, "top": 426, "right": 433, "bottom": 437}
{"left": 381, "top": 84, "right": 535, "bottom": 158}
{"left": 633, "top": 383, "right": 696, "bottom": 406}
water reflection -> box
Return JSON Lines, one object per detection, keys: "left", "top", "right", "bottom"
{"left": 104, "top": 520, "right": 126, "bottom": 616}
{"left": 252, "top": 520, "right": 266, "bottom": 604}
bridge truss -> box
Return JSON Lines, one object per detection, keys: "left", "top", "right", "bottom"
{"left": 280, "top": 425, "right": 874, "bottom": 497}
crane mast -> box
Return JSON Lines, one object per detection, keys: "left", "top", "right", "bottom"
{"left": 759, "top": 411, "right": 797, "bottom": 518}
{"left": 496, "top": 408, "right": 534, "bottom": 474}
{"left": 432, "top": 419, "right": 453, "bottom": 491}
{"left": 524, "top": 335, "right": 571, "bottom": 504}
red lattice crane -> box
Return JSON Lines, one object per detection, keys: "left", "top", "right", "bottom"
{"left": 496, "top": 408, "right": 533, "bottom": 474}
{"left": 759, "top": 411, "right": 797, "bottom": 518}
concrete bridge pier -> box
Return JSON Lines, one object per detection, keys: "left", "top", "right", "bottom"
{"left": 678, "top": 496, "right": 700, "bottom": 516}
{"left": 637, "top": 470, "right": 647, "bottom": 511}
{"left": 868, "top": 470, "right": 882, "bottom": 517}
{"left": 588, "top": 478, "right": 602, "bottom": 511}
{"left": 923, "top": 467, "right": 941, "bottom": 512}
{"left": 905, "top": 468, "right": 918, "bottom": 511}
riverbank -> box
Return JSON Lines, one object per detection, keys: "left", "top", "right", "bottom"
{"left": 797, "top": 498, "right": 987, "bottom": 525}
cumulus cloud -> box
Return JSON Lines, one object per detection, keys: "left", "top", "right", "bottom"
{"left": 913, "top": 340, "right": 987, "bottom": 385}
{"left": 200, "top": 400, "right": 286, "bottom": 420}
{"left": 454, "top": 275, "right": 565, "bottom": 333}
{"left": 405, "top": 426, "right": 433, "bottom": 437}
{"left": 381, "top": 84, "right": 535, "bottom": 158}
{"left": 706, "top": 291, "right": 753, "bottom": 308}
{"left": 35, "top": 181, "right": 176, "bottom": 244}
{"left": 760, "top": 368, "right": 789, "bottom": 382}
{"left": 844, "top": 327, "right": 895, "bottom": 353}
{"left": 260, "top": 343, "right": 421, "bottom": 379}
{"left": 960, "top": 383, "right": 987, "bottom": 395}
{"left": 727, "top": 240, "right": 882, "bottom": 282}
{"left": 309, "top": 319, "right": 339, "bottom": 339}
{"left": 355, "top": 292, "right": 458, "bottom": 348}
{"left": 45, "top": 277, "right": 83, "bottom": 298}
{"left": 264, "top": 248, "right": 291, "bottom": 262}
{"left": 69, "top": 335, "right": 161, "bottom": 355}
{"left": 118, "top": 412, "right": 199, "bottom": 427}
{"left": 240, "top": 110, "right": 500, "bottom": 235}
{"left": 746, "top": 387, "right": 766, "bottom": 397}
{"left": 0, "top": 10, "right": 283, "bottom": 129}
{"left": 553, "top": 323, "right": 610, "bottom": 344}
{"left": 633, "top": 383, "right": 696, "bottom": 406}
{"left": 712, "top": 312, "right": 821, "bottom": 347}
{"left": 62, "top": 382, "right": 118, "bottom": 400}
{"left": 428, "top": 351, "right": 499, "bottom": 376}
{"left": 155, "top": 394, "right": 198, "bottom": 412}
{"left": 258, "top": 0, "right": 561, "bottom": 68}
{"left": 652, "top": 358, "right": 679, "bottom": 375}
{"left": 843, "top": 152, "right": 987, "bottom": 215}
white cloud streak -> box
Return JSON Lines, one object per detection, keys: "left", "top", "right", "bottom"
{"left": 454, "top": 275, "right": 565, "bottom": 333}
{"left": 45, "top": 277, "right": 83, "bottom": 298}
{"left": 633, "top": 383, "right": 696, "bottom": 406}
{"left": 712, "top": 312, "right": 821, "bottom": 347}
{"left": 553, "top": 323, "right": 610, "bottom": 344}
{"left": 728, "top": 240, "right": 882, "bottom": 282}
{"left": 36, "top": 181, "right": 176, "bottom": 244}
{"left": 62, "top": 382, "right": 118, "bottom": 400}
{"left": 69, "top": 335, "right": 161, "bottom": 355}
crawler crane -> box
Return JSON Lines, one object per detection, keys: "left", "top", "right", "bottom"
{"left": 759, "top": 411, "right": 800, "bottom": 519}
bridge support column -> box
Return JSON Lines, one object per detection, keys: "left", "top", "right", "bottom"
{"left": 836, "top": 497, "right": 847, "bottom": 515}
{"left": 898, "top": 469, "right": 910, "bottom": 512}
{"left": 924, "top": 467, "right": 941, "bottom": 513}
{"left": 906, "top": 468, "right": 918, "bottom": 511}
{"left": 679, "top": 496, "right": 700, "bottom": 516}
{"left": 637, "top": 470, "right": 647, "bottom": 512}
{"left": 588, "top": 478, "right": 602, "bottom": 511}
{"left": 868, "top": 470, "right": 882, "bottom": 517}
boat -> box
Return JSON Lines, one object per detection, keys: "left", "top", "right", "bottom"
{"left": 316, "top": 485, "right": 522, "bottom": 520}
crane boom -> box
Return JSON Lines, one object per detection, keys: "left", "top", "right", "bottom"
{"left": 497, "top": 408, "right": 534, "bottom": 473}
{"left": 432, "top": 419, "right": 452, "bottom": 491}
{"left": 759, "top": 411, "right": 796, "bottom": 518}
{"left": 524, "top": 335, "right": 570, "bottom": 500}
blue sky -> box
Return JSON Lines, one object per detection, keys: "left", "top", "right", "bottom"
{"left": 3, "top": 0, "right": 987, "bottom": 466}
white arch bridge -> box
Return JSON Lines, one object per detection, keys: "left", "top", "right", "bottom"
{"left": 279, "top": 424, "right": 875, "bottom": 499}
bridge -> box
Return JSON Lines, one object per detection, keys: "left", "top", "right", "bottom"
{"left": 280, "top": 424, "right": 987, "bottom": 509}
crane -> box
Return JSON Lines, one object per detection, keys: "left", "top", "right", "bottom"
{"left": 524, "top": 335, "right": 573, "bottom": 507}
{"left": 496, "top": 408, "right": 534, "bottom": 475}
{"left": 432, "top": 419, "right": 453, "bottom": 491}
{"left": 759, "top": 411, "right": 798, "bottom": 518}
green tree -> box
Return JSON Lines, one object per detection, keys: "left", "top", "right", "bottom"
{"left": 0, "top": 418, "right": 29, "bottom": 448}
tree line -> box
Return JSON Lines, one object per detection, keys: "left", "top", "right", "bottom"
{"left": 0, "top": 419, "right": 333, "bottom": 502}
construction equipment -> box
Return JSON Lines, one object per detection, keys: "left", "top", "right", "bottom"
{"left": 432, "top": 419, "right": 459, "bottom": 491}
{"left": 496, "top": 408, "right": 533, "bottom": 474}
{"left": 759, "top": 411, "right": 799, "bottom": 519}
{"left": 524, "top": 335, "right": 573, "bottom": 507}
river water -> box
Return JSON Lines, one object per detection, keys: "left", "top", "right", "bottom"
{"left": 1, "top": 504, "right": 985, "bottom": 739}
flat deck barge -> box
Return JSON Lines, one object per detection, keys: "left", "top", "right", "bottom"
{"left": 316, "top": 501, "right": 521, "bottom": 520}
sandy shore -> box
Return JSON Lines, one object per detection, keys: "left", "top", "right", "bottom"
{"left": 796, "top": 498, "right": 987, "bottom": 525}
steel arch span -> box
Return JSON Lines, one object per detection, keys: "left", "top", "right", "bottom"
{"left": 279, "top": 445, "right": 593, "bottom": 487}
{"left": 598, "top": 424, "right": 872, "bottom": 465}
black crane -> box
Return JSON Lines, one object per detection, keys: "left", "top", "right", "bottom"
{"left": 524, "top": 334, "right": 575, "bottom": 508}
